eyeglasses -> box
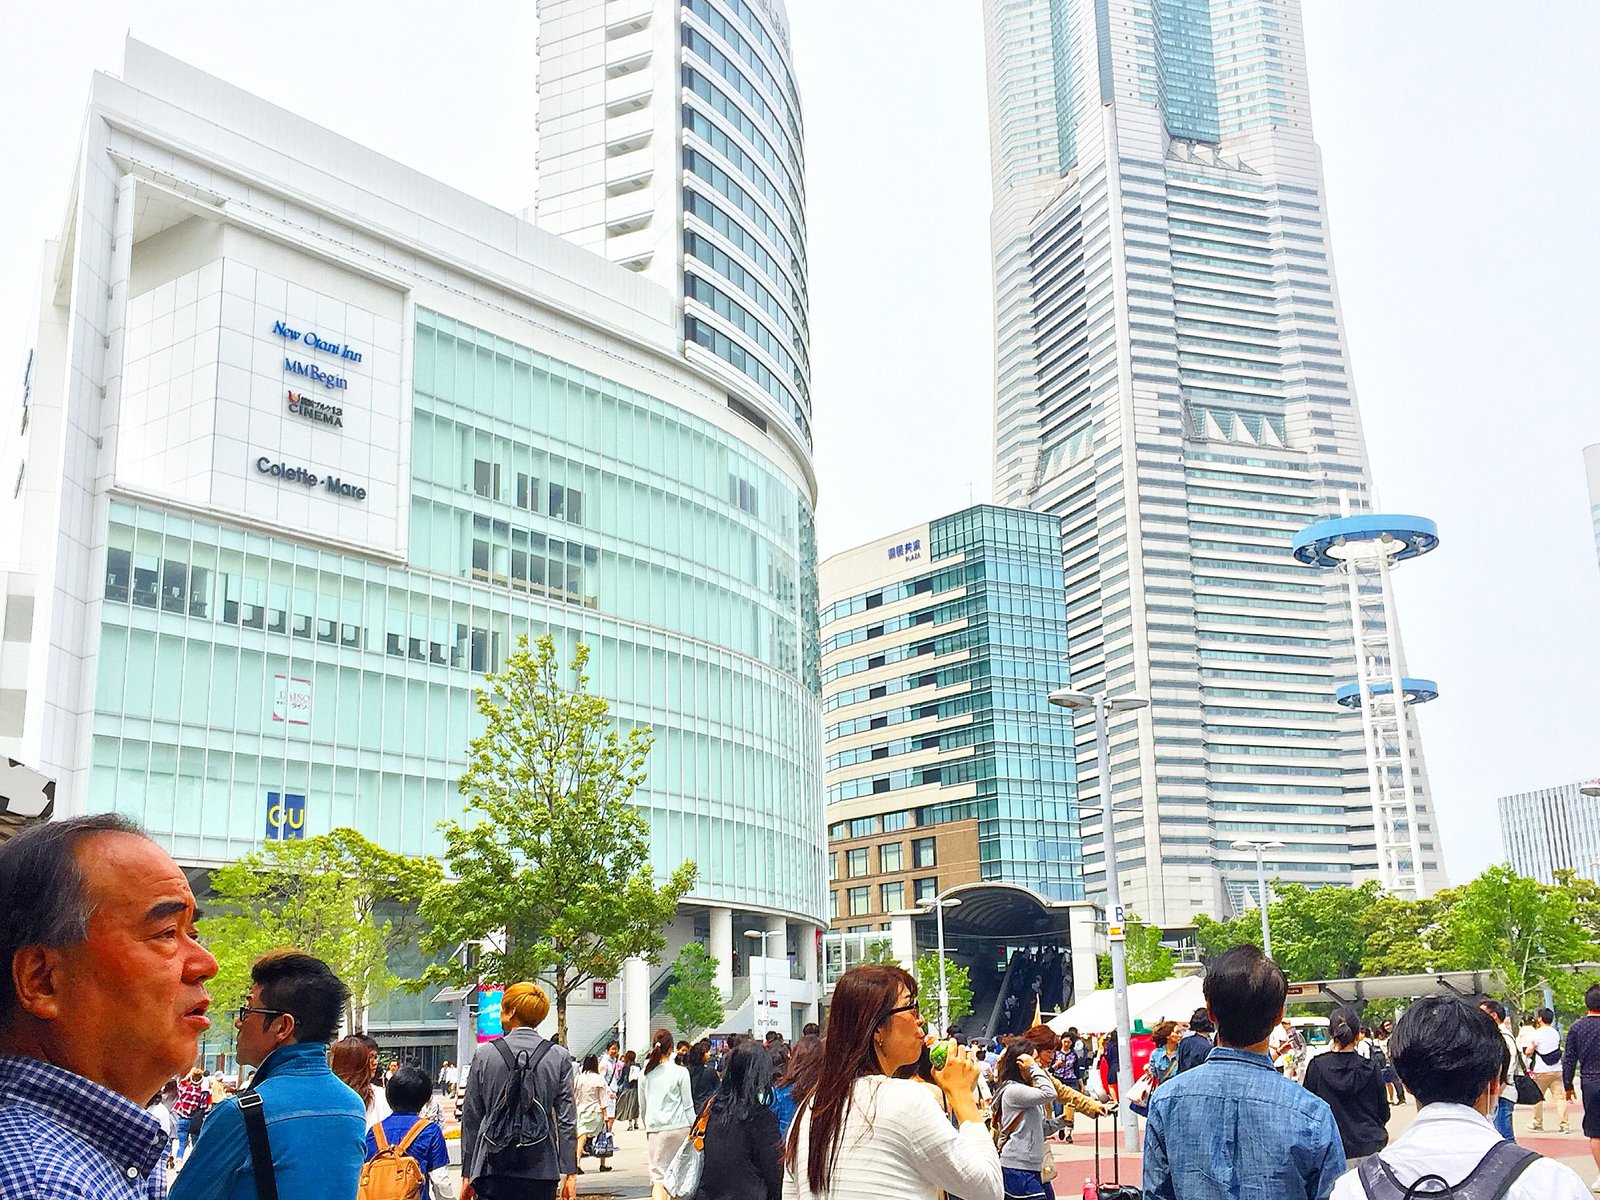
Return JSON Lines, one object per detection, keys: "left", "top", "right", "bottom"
{"left": 881, "top": 1001, "right": 921, "bottom": 1021}
{"left": 233, "top": 1005, "right": 289, "bottom": 1027}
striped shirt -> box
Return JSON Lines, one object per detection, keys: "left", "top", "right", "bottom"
{"left": 0, "top": 1055, "right": 168, "bottom": 1199}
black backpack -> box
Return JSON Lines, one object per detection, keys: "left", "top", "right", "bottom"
{"left": 482, "top": 1036, "right": 558, "bottom": 1160}
{"left": 1357, "top": 1140, "right": 1538, "bottom": 1199}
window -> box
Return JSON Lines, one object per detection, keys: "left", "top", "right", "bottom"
{"left": 912, "top": 837, "right": 937, "bottom": 868}
{"left": 830, "top": 891, "right": 839, "bottom": 918}
{"left": 913, "top": 877, "right": 937, "bottom": 903}
{"left": 880, "top": 881, "right": 905, "bottom": 912}
{"left": 845, "top": 848, "right": 869, "bottom": 878}
{"left": 882, "top": 811, "right": 911, "bottom": 832}
{"left": 847, "top": 886, "right": 870, "bottom": 916}
{"left": 879, "top": 842, "right": 903, "bottom": 873}
{"left": 828, "top": 822, "right": 847, "bottom": 839}
{"left": 473, "top": 459, "right": 500, "bottom": 500}
{"left": 826, "top": 853, "right": 836, "bottom": 882}
{"left": 849, "top": 817, "right": 876, "bottom": 838}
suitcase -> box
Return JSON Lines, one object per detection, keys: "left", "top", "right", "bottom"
{"left": 1085, "top": 1110, "right": 1141, "bottom": 1199}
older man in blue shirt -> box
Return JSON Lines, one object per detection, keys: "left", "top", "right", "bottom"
{"left": 1142, "top": 944, "right": 1345, "bottom": 1200}
{"left": 0, "top": 814, "right": 219, "bottom": 1199}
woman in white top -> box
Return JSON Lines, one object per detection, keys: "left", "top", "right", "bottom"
{"left": 574, "top": 1053, "right": 612, "bottom": 1171}
{"left": 639, "top": 1027, "right": 697, "bottom": 1200}
{"left": 783, "top": 964, "right": 1001, "bottom": 1200}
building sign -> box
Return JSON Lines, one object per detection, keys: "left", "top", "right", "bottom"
{"left": 888, "top": 538, "right": 923, "bottom": 562}
{"left": 592, "top": 981, "right": 608, "bottom": 1002}
{"left": 254, "top": 456, "right": 368, "bottom": 501}
{"left": 272, "top": 674, "right": 312, "bottom": 725}
{"left": 286, "top": 390, "right": 344, "bottom": 428}
{"left": 265, "top": 791, "right": 306, "bottom": 840}
{"left": 272, "top": 319, "right": 364, "bottom": 364}
{"left": 476, "top": 987, "right": 504, "bottom": 1042}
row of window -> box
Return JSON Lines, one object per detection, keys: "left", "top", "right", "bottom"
{"left": 828, "top": 837, "right": 937, "bottom": 879}
{"left": 832, "top": 876, "right": 937, "bottom": 918}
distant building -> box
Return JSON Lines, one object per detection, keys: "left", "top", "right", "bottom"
{"left": 1585, "top": 445, "right": 1600, "bottom": 569}
{"left": 820, "top": 504, "right": 1082, "bottom": 930}
{"left": 1499, "top": 781, "right": 1600, "bottom": 884}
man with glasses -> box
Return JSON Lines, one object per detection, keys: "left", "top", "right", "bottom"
{"left": 169, "top": 950, "right": 365, "bottom": 1200}
{"left": 0, "top": 815, "right": 218, "bottom": 1198}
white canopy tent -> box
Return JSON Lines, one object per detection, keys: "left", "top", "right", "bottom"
{"left": 1047, "top": 975, "right": 1207, "bottom": 1035}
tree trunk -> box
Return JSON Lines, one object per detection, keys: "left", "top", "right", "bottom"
{"left": 555, "top": 966, "right": 568, "bottom": 1047}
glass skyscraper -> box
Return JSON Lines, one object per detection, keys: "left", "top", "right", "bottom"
{"left": 820, "top": 504, "right": 1081, "bottom": 932}
{"left": 982, "top": 0, "right": 1446, "bottom": 924}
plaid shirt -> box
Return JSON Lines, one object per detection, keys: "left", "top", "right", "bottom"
{"left": 0, "top": 1055, "right": 168, "bottom": 1199}
{"left": 172, "top": 1079, "right": 207, "bottom": 1119}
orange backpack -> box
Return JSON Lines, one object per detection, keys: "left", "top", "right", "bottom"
{"left": 358, "top": 1118, "right": 429, "bottom": 1200}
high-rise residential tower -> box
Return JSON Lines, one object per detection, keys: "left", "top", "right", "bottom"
{"left": 534, "top": 0, "right": 810, "bottom": 451}
{"left": 982, "top": 0, "right": 1446, "bottom": 924}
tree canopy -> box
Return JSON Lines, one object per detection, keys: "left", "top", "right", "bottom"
{"left": 417, "top": 635, "right": 695, "bottom": 1044}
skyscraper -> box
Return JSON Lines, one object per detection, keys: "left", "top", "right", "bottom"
{"left": 982, "top": 0, "right": 1446, "bottom": 924}
{"left": 534, "top": 0, "right": 810, "bottom": 451}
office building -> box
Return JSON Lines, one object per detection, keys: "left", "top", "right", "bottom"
{"left": 820, "top": 504, "right": 1081, "bottom": 916}
{"left": 1500, "top": 781, "right": 1600, "bottom": 885}
{"left": 0, "top": 37, "right": 824, "bottom": 1061}
{"left": 981, "top": 0, "right": 1446, "bottom": 924}
{"left": 534, "top": 0, "right": 809, "bottom": 447}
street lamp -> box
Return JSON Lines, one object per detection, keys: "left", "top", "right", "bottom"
{"left": 1048, "top": 686, "right": 1149, "bottom": 1154}
{"left": 1231, "top": 839, "right": 1285, "bottom": 959}
{"left": 1579, "top": 780, "right": 1600, "bottom": 797}
{"left": 744, "top": 929, "right": 784, "bottom": 1039}
{"left": 919, "top": 894, "right": 963, "bottom": 1033}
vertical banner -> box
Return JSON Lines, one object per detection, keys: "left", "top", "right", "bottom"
{"left": 476, "top": 987, "right": 504, "bottom": 1042}
{"left": 271, "top": 675, "right": 312, "bottom": 725}
{"left": 264, "top": 791, "right": 307, "bottom": 840}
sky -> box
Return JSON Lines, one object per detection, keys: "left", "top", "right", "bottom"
{"left": 1, "top": 2, "right": 1596, "bottom": 883}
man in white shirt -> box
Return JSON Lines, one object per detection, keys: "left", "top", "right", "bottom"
{"left": 1526, "top": 1007, "right": 1567, "bottom": 1133}
{"left": 1330, "top": 997, "right": 1590, "bottom": 1200}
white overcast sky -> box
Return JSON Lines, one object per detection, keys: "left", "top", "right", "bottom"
{"left": 2, "top": 3, "right": 1596, "bottom": 883}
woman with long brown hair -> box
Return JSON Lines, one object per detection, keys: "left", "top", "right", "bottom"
{"left": 330, "top": 1034, "right": 390, "bottom": 1129}
{"left": 782, "top": 964, "right": 1000, "bottom": 1200}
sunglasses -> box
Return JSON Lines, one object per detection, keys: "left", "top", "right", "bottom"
{"left": 881, "top": 1001, "right": 921, "bottom": 1021}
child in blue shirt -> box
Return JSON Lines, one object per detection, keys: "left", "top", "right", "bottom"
{"left": 364, "top": 1065, "right": 453, "bottom": 1200}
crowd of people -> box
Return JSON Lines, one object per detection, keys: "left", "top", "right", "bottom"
{"left": 7, "top": 815, "right": 1600, "bottom": 1200}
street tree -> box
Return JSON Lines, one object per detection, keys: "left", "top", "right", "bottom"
{"left": 418, "top": 635, "right": 696, "bottom": 1044}
{"left": 202, "top": 827, "right": 440, "bottom": 1029}
{"left": 914, "top": 952, "right": 974, "bottom": 1030}
{"left": 1440, "top": 865, "right": 1597, "bottom": 1014}
{"left": 1097, "top": 911, "right": 1174, "bottom": 987}
{"left": 663, "top": 942, "right": 723, "bottom": 1040}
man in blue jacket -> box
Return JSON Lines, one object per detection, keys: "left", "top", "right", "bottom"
{"left": 171, "top": 951, "right": 365, "bottom": 1200}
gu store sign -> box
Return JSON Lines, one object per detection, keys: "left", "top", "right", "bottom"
{"left": 265, "top": 791, "right": 306, "bottom": 841}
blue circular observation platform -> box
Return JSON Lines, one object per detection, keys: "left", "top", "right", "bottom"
{"left": 1291, "top": 514, "right": 1439, "bottom": 568}
{"left": 1334, "top": 678, "right": 1439, "bottom": 708}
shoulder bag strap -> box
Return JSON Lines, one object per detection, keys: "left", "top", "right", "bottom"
{"left": 491, "top": 1036, "right": 518, "bottom": 1072}
{"left": 1453, "top": 1140, "right": 1539, "bottom": 1200}
{"left": 237, "top": 1092, "right": 280, "bottom": 1200}
{"left": 395, "top": 1118, "right": 431, "bottom": 1155}
{"left": 372, "top": 1119, "right": 391, "bottom": 1151}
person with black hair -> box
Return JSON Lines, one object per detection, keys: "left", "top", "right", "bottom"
{"left": 1563, "top": 983, "right": 1600, "bottom": 1190}
{"left": 1302, "top": 1007, "right": 1388, "bottom": 1167}
{"left": 1478, "top": 999, "right": 1523, "bottom": 1142}
{"left": 364, "top": 1064, "right": 453, "bottom": 1199}
{"left": 696, "top": 1043, "right": 782, "bottom": 1200}
{"left": 1174, "top": 1007, "right": 1214, "bottom": 1075}
{"left": 1526, "top": 1007, "right": 1566, "bottom": 1133}
{"left": 1329, "top": 996, "right": 1588, "bottom": 1199}
{"left": 686, "top": 1039, "right": 718, "bottom": 1113}
{"left": 1142, "top": 944, "right": 1344, "bottom": 1200}
{"left": 171, "top": 950, "right": 366, "bottom": 1200}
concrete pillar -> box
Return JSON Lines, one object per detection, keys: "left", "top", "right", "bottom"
{"left": 709, "top": 905, "right": 733, "bottom": 1003}
{"left": 797, "top": 922, "right": 819, "bottom": 1027}
{"left": 1069, "top": 903, "right": 1104, "bottom": 1003}
{"left": 623, "top": 955, "right": 650, "bottom": 1056}
{"left": 889, "top": 910, "right": 918, "bottom": 970}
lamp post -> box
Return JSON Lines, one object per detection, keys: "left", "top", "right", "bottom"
{"left": 1230, "top": 839, "right": 1285, "bottom": 959}
{"left": 1048, "top": 686, "right": 1149, "bottom": 1155}
{"left": 744, "top": 929, "right": 784, "bottom": 1039}
{"left": 919, "top": 894, "right": 963, "bottom": 1033}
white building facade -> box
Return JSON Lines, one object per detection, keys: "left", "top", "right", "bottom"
{"left": 1, "top": 38, "right": 825, "bottom": 1062}
{"left": 1500, "top": 781, "right": 1600, "bottom": 886}
{"left": 534, "top": 0, "right": 809, "bottom": 448}
{"left": 981, "top": 0, "right": 1446, "bottom": 925}
{"left": 1585, "top": 444, "right": 1600, "bottom": 569}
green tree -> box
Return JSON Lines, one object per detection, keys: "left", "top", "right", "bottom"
{"left": 1439, "top": 865, "right": 1597, "bottom": 1014}
{"left": 861, "top": 938, "right": 900, "bottom": 966}
{"left": 914, "top": 952, "right": 974, "bottom": 1030}
{"left": 202, "top": 827, "right": 440, "bottom": 1029}
{"left": 663, "top": 942, "right": 724, "bottom": 1040}
{"left": 1126, "top": 914, "right": 1176, "bottom": 983}
{"left": 418, "top": 635, "right": 696, "bottom": 1044}
{"left": 1356, "top": 893, "right": 1450, "bottom": 978}
{"left": 1194, "top": 881, "right": 1382, "bottom": 982}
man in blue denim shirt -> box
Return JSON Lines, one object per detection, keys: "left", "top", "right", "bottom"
{"left": 1142, "top": 945, "right": 1345, "bottom": 1200}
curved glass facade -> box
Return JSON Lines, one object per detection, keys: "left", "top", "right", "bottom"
{"left": 680, "top": 0, "right": 810, "bottom": 443}
{"left": 90, "top": 309, "right": 824, "bottom": 917}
